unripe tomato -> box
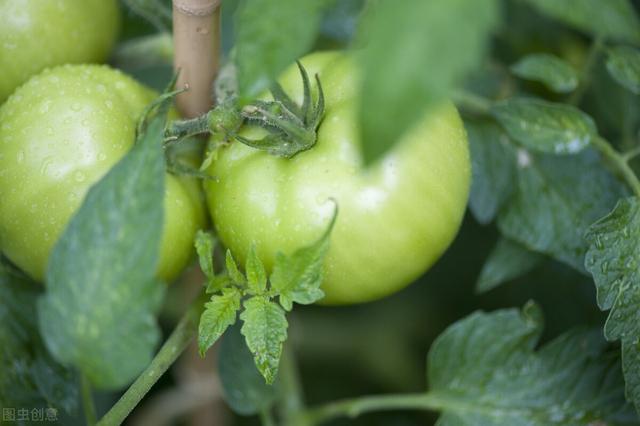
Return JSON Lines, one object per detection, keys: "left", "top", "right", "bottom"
{"left": 204, "top": 52, "right": 470, "bottom": 305}
{"left": 0, "top": 0, "right": 120, "bottom": 102}
{"left": 0, "top": 65, "right": 206, "bottom": 283}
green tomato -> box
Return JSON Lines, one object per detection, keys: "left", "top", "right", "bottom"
{"left": 0, "top": 65, "right": 206, "bottom": 283}
{"left": 0, "top": 0, "right": 120, "bottom": 102}
{"left": 204, "top": 52, "right": 470, "bottom": 305}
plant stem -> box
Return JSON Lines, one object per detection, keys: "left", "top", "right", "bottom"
{"left": 164, "top": 113, "right": 211, "bottom": 144}
{"left": 300, "top": 392, "right": 444, "bottom": 425}
{"left": 569, "top": 35, "right": 604, "bottom": 106}
{"left": 96, "top": 299, "right": 203, "bottom": 426}
{"left": 591, "top": 136, "right": 640, "bottom": 197}
{"left": 260, "top": 408, "right": 276, "bottom": 426}
{"left": 81, "top": 373, "right": 97, "bottom": 426}
{"left": 452, "top": 89, "right": 492, "bottom": 115}
{"left": 622, "top": 145, "right": 640, "bottom": 162}
{"left": 278, "top": 342, "right": 309, "bottom": 426}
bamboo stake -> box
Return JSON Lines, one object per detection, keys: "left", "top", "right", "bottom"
{"left": 173, "top": 0, "right": 221, "bottom": 118}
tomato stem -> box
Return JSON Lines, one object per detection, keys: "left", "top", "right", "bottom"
{"left": 568, "top": 35, "right": 604, "bottom": 106}
{"left": 300, "top": 392, "right": 446, "bottom": 425}
{"left": 591, "top": 136, "right": 640, "bottom": 198}
{"left": 452, "top": 89, "right": 491, "bottom": 115}
{"left": 96, "top": 296, "right": 204, "bottom": 426}
{"left": 80, "top": 373, "right": 97, "bottom": 426}
{"left": 278, "top": 343, "right": 311, "bottom": 426}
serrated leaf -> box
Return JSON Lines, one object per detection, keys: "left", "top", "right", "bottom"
{"left": 606, "top": 46, "right": 640, "bottom": 95}
{"left": 0, "top": 266, "right": 78, "bottom": 415}
{"left": 195, "top": 230, "right": 216, "bottom": 282}
{"left": 498, "top": 149, "right": 627, "bottom": 272}
{"left": 246, "top": 245, "right": 267, "bottom": 295}
{"left": 491, "top": 98, "right": 596, "bottom": 155}
{"left": 240, "top": 296, "right": 288, "bottom": 384}
{"left": 358, "top": 0, "right": 499, "bottom": 165}
{"left": 37, "top": 114, "right": 167, "bottom": 390}
{"left": 207, "top": 273, "right": 233, "bottom": 294}
{"left": 510, "top": 53, "right": 578, "bottom": 93}
{"left": 226, "top": 250, "right": 245, "bottom": 285}
{"left": 476, "top": 238, "right": 543, "bottom": 293}
{"left": 466, "top": 120, "right": 517, "bottom": 224}
{"left": 271, "top": 212, "right": 335, "bottom": 311}
{"left": 428, "top": 303, "right": 635, "bottom": 425}
{"left": 198, "top": 288, "right": 242, "bottom": 356}
{"left": 584, "top": 196, "right": 640, "bottom": 412}
{"left": 622, "top": 341, "right": 640, "bottom": 417}
{"left": 235, "top": 0, "right": 325, "bottom": 100}
{"left": 523, "top": 0, "right": 640, "bottom": 44}
{"left": 218, "top": 324, "right": 280, "bottom": 416}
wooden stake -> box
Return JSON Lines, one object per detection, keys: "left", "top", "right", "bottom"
{"left": 173, "top": 0, "right": 221, "bottom": 118}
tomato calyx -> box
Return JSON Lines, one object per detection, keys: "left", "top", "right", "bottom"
{"left": 236, "top": 61, "right": 325, "bottom": 158}
{"left": 164, "top": 61, "right": 325, "bottom": 164}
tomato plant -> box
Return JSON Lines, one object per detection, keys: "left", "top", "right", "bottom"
{"left": 0, "top": 0, "right": 120, "bottom": 102}
{"left": 0, "top": 65, "right": 206, "bottom": 283}
{"left": 4, "top": 1, "right": 640, "bottom": 426}
{"left": 204, "top": 52, "right": 470, "bottom": 305}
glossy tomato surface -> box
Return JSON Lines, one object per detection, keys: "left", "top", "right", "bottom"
{"left": 0, "top": 0, "right": 120, "bottom": 102}
{"left": 0, "top": 65, "right": 206, "bottom": 283}
{"left": 205, "top": 52, "right": 470, "bottom": 304}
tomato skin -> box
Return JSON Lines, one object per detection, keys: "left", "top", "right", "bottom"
{"left": 0, "top": 65, "right": 206, "bottom": 283}
{"left": 0, "top": 0, "right": 120, "bottom": 102}
{"left": 204, "top": 52, "right": 470, "bottom": 305}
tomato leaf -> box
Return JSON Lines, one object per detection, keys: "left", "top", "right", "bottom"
{"left": 498, "top": 149, "right": 627, "bottom": 272}
{"left": 218, "top": 323, "right": 280, "bottom": 415}
{"left": 476, "top": 238, "right": 543, "bottom": 293}
{"left": 234, "top": 0, "right": 325, "bottom": 101}
{"left": 198, "top": 287, "right": 242, "bottom": 357}
{"left": 510, "top": 53, "right": 578, "bottom": 93}
{"left": 522, "top": 0, "right": 640, "bottom": 44}
{"left": 37, "top": 110, "right": 168, "bottom": 389}
{"left": 466, "top": 120, "right": 517, "bottom": 225}
{"left": 246, "top": 245, "right": 267, "bottom": 295}
{"left": 427, "top": 303, "right": 634, "bottom": 425}
{"left": 226, "top": 249, "right": 246, "bottom": 285}
{"left": 606, "top": 46, "right": 640, "bottom": 95}
{"left": 358, "top": 0, "right": 499, "bottom": 165}
{"left": 195, "top": 230, "right": 217, "bottom": 283}
{"left": 207, "top": 273, "right": 233, "bottom": 294}
{"left": 271, "top": 211, "right": 336, "bottom": 311}
{"left": 491, "top": 98, "right": 597, "bottom": 155}
{"left": 0, "top": 264, "right": 78, "bottom": 415}
{"left": 240, "top": 296, "right": 288, "bottom": 384}
{"left": 585, "top": 196, "right": 640, "bottom": 412}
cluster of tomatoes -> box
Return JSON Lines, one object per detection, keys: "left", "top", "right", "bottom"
{"left": 0, "top": 0, "right": 470, "bottom": 305}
